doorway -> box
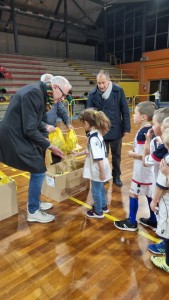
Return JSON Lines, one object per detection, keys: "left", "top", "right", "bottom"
{"left": 150, "top": 79, "right": 169, "bottom": 104}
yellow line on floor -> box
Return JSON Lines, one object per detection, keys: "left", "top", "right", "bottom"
{"left": 69, "top": 196, "right": 160, "bottom": 243}
{"left": 10, "top": 172, "right": 30, "bottom": 179}
{"left": 122, "top": 142, "right": 133, "bottom": 146}
{"left": 138, "top": 231, "right": 160, "bottom": 243}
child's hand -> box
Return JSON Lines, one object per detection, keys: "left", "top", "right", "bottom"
{"left": 160, "top": 159, "right": 169, "bottom": 176}
{"left": 71, "top": 150, "right": 79, "bottom": 156}
{"left": 100, "top": 171, "right": 106, "bottom": 181}
{"left": 155, "top": 136, "right": 162, "bottom": 146}
{"left": 145, "top": 128, "right": 154, "bottom": 142}
{"left": 71, "top": 150, "right": 86, "bottom": 157}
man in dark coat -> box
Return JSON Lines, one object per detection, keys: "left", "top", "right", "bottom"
{"left": 87, "top": 70, "right": 130, "bottom": 187}
{"left": 0, "top": 76, "right": 72, "bottom": 223}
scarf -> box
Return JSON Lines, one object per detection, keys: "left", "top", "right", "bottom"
{"left": 44, "top": 82, "right": 54, "bottom": 111}
{"left": 102, "top": 81, "right": 113, "bottom": 100}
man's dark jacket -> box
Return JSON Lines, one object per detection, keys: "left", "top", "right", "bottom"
{"left": 0, "top": 82, "right": 50, "bottom": 173}
{"left": 87, "top": 84, "right": 131, "bottom": 140}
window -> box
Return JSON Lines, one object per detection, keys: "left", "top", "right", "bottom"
{"left": 157, "top": 16, "right": 168, "bottom": 34}
{"left": 156, "top": 33, "right": 168, "bottom": 49}
{"left": 146, "top": 19, "right": 156, "bottom": 36}
{"left": 125, "top": 19, "right": 133, "bottom": 35}
{"left": 135, "top": 16, "right": 142, "bottom": 33}
{"left": 125, "top": 37, "right": 133, "bottom": 50}
{"left": 145, "top": 36, "right": 155, "bottom": 51}
{"left": 125, "top": 49, "right": 133, "bottom": 63}
{"left": 134, "top": 35, "right": 142, "bottom": 48}
{"left": 115, "top": 23, "right": 124, "bottom": 37}
{"left": 115, "top": 39, "right": 123, "bottom": 51}
{"left": 133, "top": 48, "right": 142, "bottom": 61}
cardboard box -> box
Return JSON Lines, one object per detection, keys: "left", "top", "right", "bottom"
{"left": 0, "top": 179, "right": 18, "bottom": 221}
{"left": 42, "top": 157, "right": 89, "bottom": 202}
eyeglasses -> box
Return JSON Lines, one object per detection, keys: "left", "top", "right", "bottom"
{"left": 57, "top": 86, "right": 67, "bottom": 98}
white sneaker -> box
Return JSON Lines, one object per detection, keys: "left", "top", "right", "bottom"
{"left": 27, "top": 209, "right": 55, "bottom": 223}
{"left": 40, "top": 201, "right": 53, "bottom": 210}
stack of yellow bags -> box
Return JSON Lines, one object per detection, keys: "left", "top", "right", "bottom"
{"left": 0, "top": 171, "right": 11, "bottom": 185}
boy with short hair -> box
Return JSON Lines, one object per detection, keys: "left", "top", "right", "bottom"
{"left": 141, "top": 108, "right": 169, "bottom": 230}
{"left": 114, "top": 101, "right": 156, "bottom": 231}
{"left": 142, "top": 109, "right": 169, "bottom": 253}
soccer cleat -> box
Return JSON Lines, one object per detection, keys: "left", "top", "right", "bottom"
{"left": 114, "top": 218, "right": 138, "bottom": 231}
{"left": 139, "top": 217, "right": 157, "bottom": 231}
{"left": 27, "top": 209, "right": 55, "bottom": 223}
{"left": 151, "top": 256, "right": 169, "bottom": 273}
{"left": 102, "top": 205, "right": 109, "bottom": 213}
{"left": 40, "top": 201, "right": 53, "bottom": 210}
{"left": 148, "top": 241, "right": 165, "bottom": 254}
{"left": 86, "top": 209, "right": 104, "bottom": 219}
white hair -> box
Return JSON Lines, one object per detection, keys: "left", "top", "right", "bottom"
{"left": 51, "top": 76, "right": 72, "bottom": 90}
{"left": 40, "top": 73, "right": 54, "bottom": 83}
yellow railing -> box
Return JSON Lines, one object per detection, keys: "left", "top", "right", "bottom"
{"left": 128, "top": 94, "right": 155, "bottom": 113}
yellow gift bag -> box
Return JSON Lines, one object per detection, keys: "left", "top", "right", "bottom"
{"left": 48, "top": 128, "right": 66, "bottom": 152}
{"left": 65, "top": 129, "right": 78, "bottom": 153}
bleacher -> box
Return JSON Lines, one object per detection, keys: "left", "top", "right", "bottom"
{"left": 0, "top": 53, "right": 139, "bottom": 120}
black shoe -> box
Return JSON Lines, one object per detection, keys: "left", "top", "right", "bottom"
{"left": 114, "top": 218, "right": 138, "bottom": 231}
{"left": 139, "top": 217, "right": 157, "bottom": 231}
{"left": 113, "top": 177, "right": 123, "bottom": 187}
{"left": 102, "top": 205, "right": 109, "bottom": 213}
{"left": 86, "top": 209, "right": 104, "bottom": 219}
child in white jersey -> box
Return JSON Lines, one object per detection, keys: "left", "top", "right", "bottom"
{"left": 142, "top": 112, "right": 169, "bottom": 254}
{"left": 142, "top": 108, "right": 169, "bottom": 231}
{"left": 150, "top": 128, "right": 169, "bottom": 273}
{"left": 114, "top": 101, "right": 156, "bottom": 231}
{"left": 75, "top": 108, "right": 112, "bottom": 218}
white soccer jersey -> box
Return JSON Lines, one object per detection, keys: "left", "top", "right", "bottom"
{"left": 145, "top": 138, "right": 168, "bottom": 196}
{"left": 156, "top": 153, "right": 169, "bottom": 239}
{"left": 132, "top": 125, "right": 154, "bottom": 185}
{"left": 83, "top": 130, "right": 112, "bottom": 182}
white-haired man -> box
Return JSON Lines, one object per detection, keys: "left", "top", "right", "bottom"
{"left": 0, "top": 76, "right": 72, "bottom": 223}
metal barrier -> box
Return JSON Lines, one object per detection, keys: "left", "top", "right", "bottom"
{"left": 67, "top": 98, "right": 88, "bottom": 120}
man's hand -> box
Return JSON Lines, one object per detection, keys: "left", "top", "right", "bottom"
{"left": 123, "top": 132, "right": 129, "bottom": 136}
{"left": 45, "top": 124, "right": 56, "bottom": 133}
{"left": 67, "top": 124, "right": 74, "bottom": 130}
{"left": 50, "top": 145, "right": 65, "bottom": 159}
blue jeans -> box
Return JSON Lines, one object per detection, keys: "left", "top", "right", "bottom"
{"left": 91, "top": 180, "right": 107, "bottom": 214}
{"left": 28, "top": 173, "right": 45, "bottom": 213}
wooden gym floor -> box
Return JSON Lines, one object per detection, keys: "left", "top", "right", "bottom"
{"left": 0, "top": 115, "right": 168, "bottom": 300}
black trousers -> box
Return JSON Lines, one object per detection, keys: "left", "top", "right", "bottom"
{"left": 105, "top": 138, "right": 122, "bottom": 178}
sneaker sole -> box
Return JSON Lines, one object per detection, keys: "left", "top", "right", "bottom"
{"left": 139, "top": 220, "right": 157, "bottom": 232}
{"left": 86, "top": 214, "right": 104, "bottom": 219}
{"left": 27, "top": 217, "right": 55, "bottom": 223}
{"left": 148, "top": 248, "right": 165, "bottom": 255}
{"left": 103, "top": 210, "right": 109, "bottom": 213}
{"left": 40, "top": 204, "right": 53, "bottom": 210}
{"left": 114, "top": 223, "right": 138, "bottom": 231}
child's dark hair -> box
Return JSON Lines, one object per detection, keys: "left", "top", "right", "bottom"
{"left": 137, "top": 101, "right": 157, "bottom": 121}
{"left": 79, "top": 108, "right": 110, "bottom": 135}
